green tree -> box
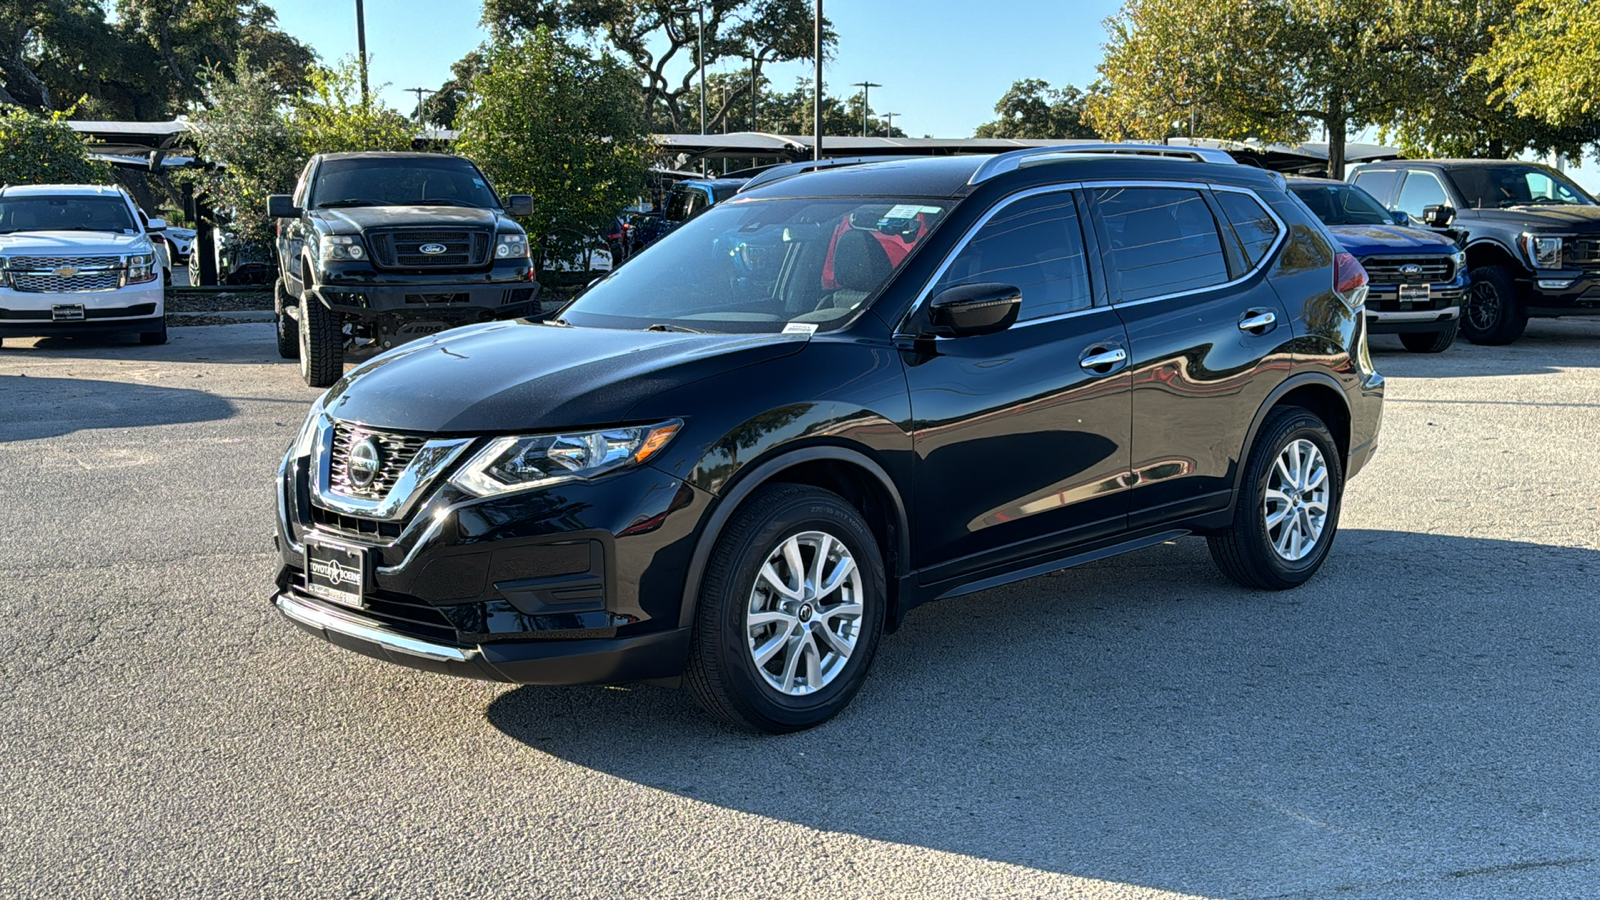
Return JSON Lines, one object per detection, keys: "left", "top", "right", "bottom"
{"left": 479, "top": 0, "right": 833, "bottom": 133}
{"left": 1477, "top": 0, "right": 1600, "bottom": 133}
{"left": 975, "top": 79, "right": 1098, "bottom": 139}
{"left": 752, "top": 78, "right": 900, "bottom": 136}
{"left": 113, "top": 0, "right": 314, "bottom": 111}
{"left": 417, "top": 51, "right": 486, "bottom": 129}
{"left": 456, "top": 29, "right": 652, "bottom": 268}
{"left": 291, "top": 60, "right": 414, "bottom": 156}
{"left": 0, "top": 105, "right": 111, "bottom": 184}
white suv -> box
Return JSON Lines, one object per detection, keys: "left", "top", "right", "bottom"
{"left": 0, "top": 184, "right": 167, "bottom": 347}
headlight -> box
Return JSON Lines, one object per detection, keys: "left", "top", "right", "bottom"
{"left": 450, "top": 420, "right": 682, "bottom": 497}
{"left": 1521, "top": 234, "right": 1562, "bottom": 270}
{"left": 125, "top": 252, "right": 157, "bottom": 284}
{"left": 1451, "top": 250, "right": 1467, "bottom": 273}
{"left": 320, "top": 234, "right": 366, "bottom": 261}
{"left": 289, "top": 393, "right": 327, "bottom": 458}
{"left": 495, "top": 233, "right": 529, "bottom": 259}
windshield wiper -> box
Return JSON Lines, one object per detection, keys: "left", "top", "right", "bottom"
{"left": 408, "top": 199, "right": 482, "bottom": 208}
{"left": 646, "top": 322, "right": 705, "bottom": 334}
{"left": 316, "top": 198, "right": 386, "bottom": 208}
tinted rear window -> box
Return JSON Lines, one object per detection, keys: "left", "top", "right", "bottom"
{"left": 1214, "top": 190, "right": 1282, "bottom": 266}
{"left": 1094, "top": 187, "right": 1230, "bottom": 303}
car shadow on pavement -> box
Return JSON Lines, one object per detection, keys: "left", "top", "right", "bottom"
{"left": 487, "top": 529, "right": 1600, "bottom": 897}
{"left": 0, "top": 375, "right": 236, "bottom": 441}
{"left": 6, "top": 322, "right": 287, "bottom": 366}
{"left": 1369, "top": 317, "right": 1600, "bottom": 378}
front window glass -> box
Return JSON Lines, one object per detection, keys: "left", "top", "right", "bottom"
{"left": 1094, "top": 187, "right": 1230, "bottom": 303}
{"left": 310, "top": 156, "right": 501, "bottom": 209}
{"left": 1349, "top": 169, "right": 1401, "bottom": 205}
{"left": 1288, "top": 182, "right": 1393, "bottom": 227}
{"left": 932, "top": 190, "right": 1091, "bottom": 321}
{"left": 0, "top": 196, "right": 138, "bottom": 234}
{"left": 561, "top": 197, "right": 952, "bottom": 334}
{"left": 1395, "top": 172, "right": 1451, "bottom": 218}
{"left": 1445, "top": 164, "right": 1596, "bottom": 209}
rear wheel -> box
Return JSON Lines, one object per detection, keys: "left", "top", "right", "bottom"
{"left": 1461, "top": 265, "right": 1528, "bottom": 345}
{"left": 297, "top": 292, "right": 343, "bottom": 388}
{"left": 1398, "top": 318, "right": 1458, "bottom": 353}
{"left": 1208, "top": 407, "right": 1344, "bottom": 590}
{"left": 685, "top": 484, "right": 886, "bottom": 734}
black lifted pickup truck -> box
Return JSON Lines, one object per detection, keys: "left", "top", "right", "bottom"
{"left": 1350, "top": 159, "right": 1600, "bottom": 345}
{"left": 268, "top": 152, "right": 540, "bottom": 387}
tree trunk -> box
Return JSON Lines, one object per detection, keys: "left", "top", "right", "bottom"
{"left": 1487, "top": 138, "right": 1506, "bottom": 159}
{"left": 1326, "top": 118, "right": 1347, "bottom": 180}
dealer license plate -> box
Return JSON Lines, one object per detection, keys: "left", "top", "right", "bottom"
{"left": 1398, "top": 284, "right": 1430, "bottom": 303}
{"left": 304, "top": 537, "right": 367, "bottom": 609}
{"left": 51, "top": 305, "right": 85, "bottom": 321}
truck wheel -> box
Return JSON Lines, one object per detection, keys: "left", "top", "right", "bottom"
{"left": 139, "top": 319, "right": 168, "bottom": 345}
{"left": 274, "top": 280, "right": 299, "bottom": 360}
{"left": 1461, "top": 266, "right": 1528, "bottom": 346}
{"left": 685, "top": 484, "right": 886, "bottom": 734}
{"left": 1208, "top": 406, "right": 1344, "bottom": 590}
{"left": 1399, "top": 318, "right": 1458, "bottom": 353}
{"left": 298, "top": 293, "right": 343, "bottom": 388}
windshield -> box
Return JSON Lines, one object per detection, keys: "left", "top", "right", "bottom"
{"left": 560, "top": 196, "right": 952, "bottom": 334}
{"left": 0, "top": 196, "right": 139, "bottom": 235}
{"left": 1446, "top": 164, "right": 1596, "bottom": 209}
{"left": 1289, "top": 182, "right": 1393, "bottom": 226}
{"left": 311, "top": 156, "right": 502, "bottom": 209}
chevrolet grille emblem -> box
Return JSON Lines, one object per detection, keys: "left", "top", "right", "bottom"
{"left": 54, "top": 266, "right": 80, "bottom": 277}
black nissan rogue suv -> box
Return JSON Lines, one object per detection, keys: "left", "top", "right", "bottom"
{"left": 271, "top": 145, "right": 1385, "bottom": 733}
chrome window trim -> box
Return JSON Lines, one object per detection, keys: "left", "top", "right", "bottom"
{"left": 309, "top": 415, "right": 474, "bottom": 520}
{"left": 1091, "top": 180, "right": 1288, "bottom": 309}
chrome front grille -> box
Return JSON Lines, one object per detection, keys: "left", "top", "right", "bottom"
{"left": 1359, "top": 255, "right": 1454, "bottom": 285}
{"left": 369, "top": 229, "right": 491, "bottom": 269}
{"left": 7, "top": 255, "right": 124, "bottom": 293}
{"left": 329, "top": 424, "right": 427, "bottom": 499}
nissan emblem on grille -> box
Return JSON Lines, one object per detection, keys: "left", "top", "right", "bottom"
{"left": 347, "top": 437, "right": 384, "bottom": 490}
{"left": 419, "top": 243, "right": 447, "bottom": 254}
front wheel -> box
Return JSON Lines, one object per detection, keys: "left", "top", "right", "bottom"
{"left": 1461, "top": 266, "right": 1528, "bottom": 345}
{"left": 1398, "top": 318, "right": 1458, "bottom": 353}
{"left": 685, "top": 484, "right": 886, "bottom": 734}
{"left": 1208, "top": 407, "right": 1344, "bottom": 590}
{"left": 139, "top": 319, "right": 168, "bottom": 345}
{"left": 297, "top": 292, "right": 343, "bottom": 388}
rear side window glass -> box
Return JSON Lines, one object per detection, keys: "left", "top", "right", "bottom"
{"left": 1395, "top": 172, "right": 1450, "bottom": 218}
{"left": 665, "top": 188, "right": 694, "bottom": 222}
{"left": 1093, "top": 187, "right": 1230, "bottom": 303}
{"left": 1350, "top": 169, "right": 1401, "bottom": 206}
{"left": 932, "top": 190, "right": 1092, "bottom": 321}
{"left": 1214, "top": 190, "right": 1281, "bottom": 267}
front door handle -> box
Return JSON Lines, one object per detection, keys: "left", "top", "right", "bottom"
{"left": 1079, "top": 346, "right": 1128, "bottom": 373}
{"left": 1239, "top": 310, "right": 1277, "bottom": 334}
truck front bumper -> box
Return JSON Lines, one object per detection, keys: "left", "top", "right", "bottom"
{"left": 0, "top": 282, "right": 164, "bottom": 337}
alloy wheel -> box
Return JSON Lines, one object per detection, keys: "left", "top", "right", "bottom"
{"left": 1263, "top": 439, "right": 1330, "bottom": 562}
{"left": 746, "top": 530, "right": 864, "bottom": 696}
{"left": 1466, "top": 282, "right": 1502, "bottom": 333}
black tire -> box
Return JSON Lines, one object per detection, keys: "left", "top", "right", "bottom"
{"left": 1398, "top": 318, "right": 1458, "bottom": 353}
{"left": 685, "top": 484, "right": 887, "bottom": 734}
{"left": 275, "top": 279, "right": 300, "bottom": 360}
{"left": 1207, "top": 407, "right": 1344, "bottom": 590}
{"left": 298, "top": 292, "right": 343, "bottom": 388}
{"left": 1461, "top": 265, "right": 1528, "bottom": 346}
{"left": 139, "top": 318, "right": 168, "bottom": 345}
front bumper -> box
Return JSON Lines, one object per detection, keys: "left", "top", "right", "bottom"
{"left": 274, "top": 442, "right": 714, "bottom": 685}
{"left": 311, "top": 259, "right": 546, "bottom": 321}
{"left": 0, "top": 282, "right": 164, "bottom": 337}
{"left": 1363, "top": 275, "right": 1465, "bottom": 334}
{"left": 1521, "top": 269, "right": 1600, "bottom": 317}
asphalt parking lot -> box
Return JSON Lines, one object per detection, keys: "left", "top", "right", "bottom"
{"left": 3, "top": 321, "right": 1599, "bottom": 899}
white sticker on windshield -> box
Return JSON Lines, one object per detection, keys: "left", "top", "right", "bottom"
{"left": 782, "top": 322, "right": 818, "bottom": 335}
{"left": 883, "top": 204, "right": 942, "bottom": 220}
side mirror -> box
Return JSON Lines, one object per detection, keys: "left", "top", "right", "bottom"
{"left": 927, "top": 283, "right": 1022, "bottom": 337}
{"left": 1391, "top": 210, "right": 1409, "bottom": 227}
{"left": 1422, "top": 204, "right": 1455, "bottom": 228}
{"left": 506, "top": 194, "right": 534, "bottom": 217}
{"left": 145, "top": 217, "right": 167, "bottom": 232}
{"left": 266, "top": 195, "right": 301, "bottom": 219}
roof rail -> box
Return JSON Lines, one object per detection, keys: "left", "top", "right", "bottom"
{"left": 737, "top": 155, "right": 918, "bottom": 193}
{"left": 968, "top": 143, "right": 1238, "bottom": 185}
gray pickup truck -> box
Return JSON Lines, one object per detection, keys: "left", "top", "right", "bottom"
{"left": 268, "top": 152, "right": 540, "bottom": 387}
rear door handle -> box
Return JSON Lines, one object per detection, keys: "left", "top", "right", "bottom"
{"left": 1239, "top": 310, "right": 1277, "bottom": 333}
{"left": 1079, "top": 347, "right": 1128, "bottom": 373}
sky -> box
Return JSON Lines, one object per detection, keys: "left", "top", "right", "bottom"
{"left": 270, "top": 0, "right": 1125, "bottom": 138}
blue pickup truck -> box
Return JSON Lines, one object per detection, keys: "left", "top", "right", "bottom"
{"left": 1288, "top": 177, "right": 1468, "bottom": 353}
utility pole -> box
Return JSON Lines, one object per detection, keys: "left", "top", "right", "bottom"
{"left": 407, "top": 87, "right": 436, "bottom": 122}
{"left": 851, "top": 81, "right": 880, "bottom": 137}
{"left": 747, "top": 48, "right": 759, "bottom": 132}
{"left": 882, "top": 112, "right": 899, "bottom": 137}
{"left": 813, "top": 0, "right": 822, "bottom": 161}
{"left": 697, "top": 2, "right": 706, "bottom": 135}
{"left": 355, "top": 0, "right": 369, "bottom": 107}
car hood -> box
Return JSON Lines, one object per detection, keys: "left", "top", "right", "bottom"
{"left": 311, "top": 206, "right": 509, "bottom": 231}
{"left": 1328, "top": 224, "right": 1459, "bottom": 254}
{"left": 1465, "top": 205, "right": 1600, "bottom": 232}
{"left": 322, "top": 320, "right": 811, "bottom": 434}
{"left": 0, "top": 231, "right": 151, "bottom": 257}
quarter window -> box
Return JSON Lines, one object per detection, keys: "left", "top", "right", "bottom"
{"left": 1094, "top": 187, "right": 1230, "bottom": 303}
{"left": 1214, "top": 190, "right": 1281, "bottom": 267}
{"left": 931, "top": 190, "right": 1092, "bottom": 321}
{"left": 1395, "top": 172, "right": 1450, "bottom": 218}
